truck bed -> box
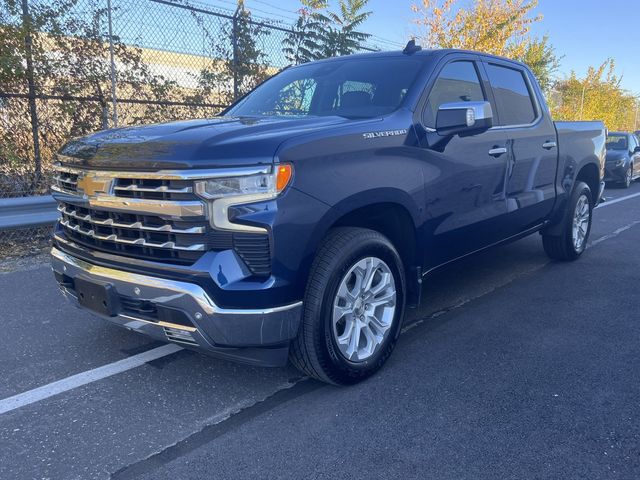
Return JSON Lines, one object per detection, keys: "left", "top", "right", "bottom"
{"left": 554, "top": 120, "right": 607, "bottom": 201}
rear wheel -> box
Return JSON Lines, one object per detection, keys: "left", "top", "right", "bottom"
{"left": 542, "top": 181, "right": 593, "bottom": 261}
{"left": 290, "top": 227, "right": 406, "bottom": 385}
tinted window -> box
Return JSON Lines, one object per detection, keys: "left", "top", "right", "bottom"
{"left": 486, "top": 64, "right": 536, "bottom": 126}
{"left": 425, "top": 61, "right": 484, "bottom": 126}
{"left": 606, "top": 134, "right": 628, "bottom": 151}
{"left": 227, "top": 58, "right": 424, "bottom": 119}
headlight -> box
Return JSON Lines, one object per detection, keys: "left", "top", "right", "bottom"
{"left": 194, "top": 164, "right": 293, "bottom": 233}
{"left": 195, "top": 164, "right": 293, "bottom": 199}
{"left": 615, "top": 159, "right": 625, "bottom": 166}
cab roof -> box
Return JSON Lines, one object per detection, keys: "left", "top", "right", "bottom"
{"left": 308, "top": 48, "right": 524, "bottom": 67}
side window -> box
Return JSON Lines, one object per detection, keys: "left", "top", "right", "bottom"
{"left": 424, "top": 61, "right": 485, "bottom": 127}
{"left": 486, "top": 64, "right": 537, "bottom": 126}
{"left": 629, "top": 135, "right": 637, "bottom": 152}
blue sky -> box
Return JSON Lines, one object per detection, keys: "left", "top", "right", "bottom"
{"left": 233, "top": 0, "right": 639, "bottom": 95}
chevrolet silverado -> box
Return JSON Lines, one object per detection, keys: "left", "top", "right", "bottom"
{"left": 51, "top": 45, "right": 606, "bottom": 385}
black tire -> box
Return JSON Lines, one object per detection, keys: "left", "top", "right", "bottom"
{"left": 542, "top": 181, "right": 593, "bottom": 261}
{"left": 290, "top": 227, "right": 406, "bottom": 385}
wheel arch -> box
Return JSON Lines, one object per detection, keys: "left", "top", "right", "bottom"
{"left": 575, "top": 162, "right": 600, "bottom": 199}
{"left": 298, "top": 189, "right": 423, "bottom": 306}
{"left": 544, "top": 160, "right": 600, "bottom": 237}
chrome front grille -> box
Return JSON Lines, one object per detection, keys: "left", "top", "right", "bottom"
{"left": 52, "top": 164, "right": 272, "bottom": 273}
{"left": 57, "top": 204, "right": 205, "bottom": 235}
{"left": 57, "top": 201, "right": 209, "bottom": 263}
{"left": 113, "top": 178, "right": 195, "bottom": 201}
{"left": 59, "top": 217, "right": 205, "bottom": 251}
{"left": 53, "top": 170, "right": 79, "bottom": 194}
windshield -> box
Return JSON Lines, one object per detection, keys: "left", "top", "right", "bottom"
{"left": 606, "top": 134, "right": 628, "bottom": 151}
{"left": 226, "top": 57, "right": 425, "bottom": 119}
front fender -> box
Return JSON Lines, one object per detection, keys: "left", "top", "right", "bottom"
{"left": 291, "top": 187, "right": 422, "bottom": 292}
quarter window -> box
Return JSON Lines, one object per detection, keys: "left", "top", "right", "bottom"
{"left": 424, "top": 61, "right": 485, "bottom": 127}
{"left": 486, "top": 64, "right": 537, "bottom": 126}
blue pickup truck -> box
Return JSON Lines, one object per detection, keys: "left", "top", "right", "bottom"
{"left": 51, "top": 46, "right": 606, "bottom": 385}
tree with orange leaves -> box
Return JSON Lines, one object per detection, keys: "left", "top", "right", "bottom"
{"left": 411, "top": 0, "right": 559, "bottom": 92}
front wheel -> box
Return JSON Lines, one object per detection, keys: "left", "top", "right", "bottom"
{"left": 290, "top": 227, "right": 406, "bottom": 385}
{"left": 542, "top": 181, "right": 593, "bottom": 261}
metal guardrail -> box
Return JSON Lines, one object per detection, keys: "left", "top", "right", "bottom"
{"left": 0, "top": 195, "right": 58, "bottom": 231}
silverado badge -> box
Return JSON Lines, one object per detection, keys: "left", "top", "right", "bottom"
{"left": 362, "top": 129, "right": 408, "bottom": 139}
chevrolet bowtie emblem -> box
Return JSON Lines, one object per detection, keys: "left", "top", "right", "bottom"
{"left": 76, "top": 173, "right": 112, "bottom": 197}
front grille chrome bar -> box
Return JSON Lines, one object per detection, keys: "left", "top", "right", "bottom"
{"left": 114, "top": 185, "right": 193, "bottom": 194}
{"left": 52, "top": 188, "right": 206, "bottom": 217}
{"left": 57, "top": 205, "right": 205, "bottom": 234}
{"left": 60, "top": 219, "right": 206, "bottom": 251}
{"left": 53, "top": 175, "right": 78, "bottom": 187}
{"left": 96, "top": 197, "right": 204, "bottom": 217}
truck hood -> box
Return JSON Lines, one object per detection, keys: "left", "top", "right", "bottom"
{"left": 58, "top": 116, "right": 358, "bottom": 170}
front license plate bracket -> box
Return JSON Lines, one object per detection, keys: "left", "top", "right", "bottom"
{"left": 75, "top": 278, "right": 121, "bottom": 317}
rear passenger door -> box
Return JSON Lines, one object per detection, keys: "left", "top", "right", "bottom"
{"left": 482, "top": 60, "right": 557, "bottom": 233}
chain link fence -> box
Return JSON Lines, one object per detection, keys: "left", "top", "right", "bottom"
{"left": 0, "top": 0, "right": 392, "bottom": 258}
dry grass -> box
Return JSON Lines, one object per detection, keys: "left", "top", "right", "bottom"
{"left": 0, "top": 226, "right": 53, "bottom": 261}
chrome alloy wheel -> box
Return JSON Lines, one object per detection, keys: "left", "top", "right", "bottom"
{"left": 572, "top": 194, "right": 590, "bottom": 251}
{"left": 332, "top": 257, "right": 397, "bottom": 362}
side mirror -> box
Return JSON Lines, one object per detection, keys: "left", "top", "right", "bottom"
{"left": 436, "top": 101, "right": 493, "bottom": 137}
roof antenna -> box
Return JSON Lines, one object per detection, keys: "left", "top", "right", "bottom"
{"left": 403, "top": 39, "right": 422, "bottom": 55}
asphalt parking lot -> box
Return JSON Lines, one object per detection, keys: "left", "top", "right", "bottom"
{"left": 2, "top": 183, "right": 640, "bottom": 480}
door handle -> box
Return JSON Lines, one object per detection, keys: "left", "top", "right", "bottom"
{"left": 488, "top": 147, "right": 507, "bottom": 157}
{"left": 542, "top": 141, "right": 557, "bottom": 150}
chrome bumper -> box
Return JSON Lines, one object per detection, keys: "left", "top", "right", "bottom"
{"left": 51, "top": 247, "right": 302, "bottom": 366}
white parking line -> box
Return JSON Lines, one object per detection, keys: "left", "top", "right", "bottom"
{"left": 0, "top": 343, "right": 182, "bottom": 415}
{"left": 596, "top": 191, "right": 640, "bottom": 209}
{"left": 589, "top": 220, "right": 640, "bottom": 247}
